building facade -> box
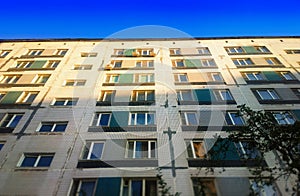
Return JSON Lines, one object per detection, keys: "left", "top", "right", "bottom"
{"left": 0, "top": 37, "right": 299, "bottom": 195}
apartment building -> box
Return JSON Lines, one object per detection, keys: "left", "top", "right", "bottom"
{"left": 0, "top": 37, "right": 299, "bottom": 195}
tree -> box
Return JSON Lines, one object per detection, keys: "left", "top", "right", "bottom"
{"left": 224, "top": 104, "right": 300, "bottom": 195}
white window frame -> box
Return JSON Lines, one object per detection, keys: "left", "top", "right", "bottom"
{"left": 16, "top": 61, "right": 33, "bottom": 68}
{"left": 99, "top": 91, "right": 114, "bottom": 102}
{"left": 37, "top": 122, "right": 68, "bottom": 132}
{"left": 114, "top": 49, "right": 124, "bottom": 55}
{"left": 83, "top": 141, "right": 104, "bottom": 160}
{"left": 197, "top": 47, "right": 210, "bottom": 55}
{"left": 257, "top": 89, "right": 280, "bottom": 100}
{"left": 126, "top": 140, "right": 156, "bottom": 159}
{"left": 27, "top": 49, "right": 43, "bottom": 56}
{"left": 273, "top": 112, "right": 295, "bottom": 125}
{"left": 280, "top": 72, "right": 294, "bottom": 80}
{"left": 174, "top": 60, "right": 184, "bottom": 67}
{"left": 132, "top": 90, "right": 154, "bottom": 101}
{"left": 265, "top": 58, "right": 280, "bottom": 65}
{"left": 285, "top": 49, "right": 300, "bottom": 54}
{"left": 233, "top": 58, "right": 253, "bottom": 66}
{"left": 135, "top": 60, "right": 154, "bottom": 68}
{"left": 0, "top": 50, "right": 11, "bottom": 57}
{"left": 255, "top": 46, "right": 270, "bottom": 53}
{"left": 0, "top": 113, "right": 23, "bottom": 128}
{"left": 174, "top": 73, "right": 188, "bottom": 82}
{"left": 226, "top": 47, "right": 244, "bottom": 53}
{"left": 16, "top": 92, "right": 38, "bottom": 103}
{"left": 18, "top": 153, "right": 54, "bottom": 167}
{"left": 177, "top": 90, "right": 194, "bottom": 101}
{"left": 201, "top": 59, "right": 216, "bottom": 67}
{"left": 81, "top": 52, "right": 97, "bottom": 57}
{"left": 0, "top": 75, "right": 20, "bottom": 84}
{"left": 46, "top": 60, "right": 60, "bottom": 68}
{"left": 138, "top": 74, "right": 154, "bottom": 83}
{"left": 72, "top": 64, "right": 92, "bottom": 70}
{"left": 95, "top": 113, "right": 111, "bottom": 126}
{"left": 218, "top": 90, "right": 234, "bottom": 101}
{"left": 129, "top": 112, "right": 155, "bottom": 125}
{"left": 51, "top": 98, "right": 78, "bottom": 106}
{"left": 170, "top": 48, "right": 181, "bottom": 55}
{"left": 245, "top": 72, "right": 264, "bottom": 81}
{"left": 181, "top": 112, "right": 198, "bottom": 125}
{"left": 112, "top": 60, "right": 122, "bottom": 68}
{"left": 121, "top": 178, "right": 157, "bottom": 196}
{"left": 227, "top": 112, "right": 245, "bottom": 125}
{"left": 189, "top": 140, "right": 207, "bottom": 159}
{"left": 211, "top": 73, "right": 223, "bottom": 81}
{"left": 64, "top": 80, "right": 86, "bottom": 86}
{"left": 31, "top": 75, "right": 50, "bottom": 84}
{"left": 55, "top": 49, "right": 68, "bottom": 56}
{"left": 107, "top": 75, "right": 119, "bottom": 83}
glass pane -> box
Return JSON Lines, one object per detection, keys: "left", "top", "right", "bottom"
{"left": 193, "top": 142, "right": 205, "bottom": 158}
{"left": 258, "top": 91, "right": 273, "bottom": 100}
{"left": 269, "top": 91, "right": 279, "bottom": 99}
{"left": 146, "top": 180, "right": 157, "bottom": 196}
{"left": 177, "top": 61, "right": 184, "bottom": 67}
{"left": 181, "top": 91, "right": 193, "bottom": 101}
{"left": 39, "top": 124, "right": 53, "bottom": 132}
{"left": 147, "top": 114, "right": 155, "bottom": 125}
{"left": 137, "top": 92, "right": 146, "bottom": 101}
{"left": 187, "top": 113, "right": 198, "bottom": 125}
{"left": 230, "top": 113, "right": 244, "bottom": 125}
{"left": 179, "top": 74, "right": 188, "bottom": 82}
{"left": 25, "top": 94, "right": 37, "bottom": 103}
{"left": 99, "top": 114, "right": 110, "bottom": 126}
{"left": 79, "top": 181, "right": 96, "bottom": 196}
{"left": 128, "top": 142, "right": 134, "bottom": 158}
{"left": 0, "top": 143, "right": 3, "bottom": 151}
{"left": 54, "top": 100, "right": 65, "bottom": 106}
{"left": 220, "top": 91, "right": 233, "bottom": 100}
{"left": 54, "top": 124, "right": 67, "bottom": 132}
{"left": 135, "top": 141, "right": 142, "bottom": 158}
{"left": 130, "top": 114, "right": 135, "bottom": 125}
{"left": 8, "top": 115, "right": 22, "bottom": 128}
{"left": 21, "top": 156, "right": 37, "bottom": 167}
{"left": 137, "top": 113, "right": 145, "bottom": 125}
{"left": 139, "top": 75, "right": 147, "bottom": 83}
{"left": 131, "top": 180, "right": 143, "bottom": 196}
{"left": 148, "top": 61, "right": 154, "bottom": 67}
{"left": 37, "top": 156, "right": 53, "bottom": 167}
{"left": 150, "top": 142, "right": 156, "bottom": 158}
{"left": 90, "top": 143, "right": 104, "bottom": 159}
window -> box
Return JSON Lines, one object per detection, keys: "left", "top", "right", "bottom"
{"left": 71, "top": 179, "right": 97, "bottom": 196}
{"left": 52, "top": 98, "right": 78, "bottom": 106}
{"left": 82, "top": 141, "right": 104, "bottom": 160}
{"left": 177, "top": 90, "right": 194, "bottom": 101}
{"left": 255, "top": 46, "right": 270, "bottom": 53}
{"left": 73, "top": 64, "right": 92, "bottom": 70}
{"left": 46, "top": 60, "right": 60, "bottom": 68}
{"left": 64, "top": 80, "right": 86, "bottom": 86}
{"left": 173, "top": 60, "right": 184, "bottom": 67}
{"left": 211, "top": 73, "right": 223, "bottom": 81}
{"left": 93, "top": 113, "right": 111, "bottom": 126}
{"left": 250, "top": 180, "right": 278, "bottom": 196}
{"left": 201, "top": 59, "right": 216, "bottom": 66}
{"left": 114, "top": 49, "right": 124, "bottom": 55}
{"left": 292, "top": 89, "right": 300, "bottom": 98}
{"left": 27, "top": 49, "right": 43, "bottom": 56}
{"left": 0, "top": 113, "right": 23, "bottom": 128}
{"left": 138, "top": 49, "right": 153, "bottom": 56}
{"left": 136, "top": 60, "right": 154, "bottom": 68}
{"left": 106, "top": 75, "right": 119, "bottom": 83}
{"left": 170, "top": 48, "right": 181, "bottom": 55}
{"left": 19, "top": 153, "right": 54, "bottom": 167}
{"left": 285, "top": 49, "right": 300, "bottom": 54}
{"left": 244, "top": 72, "right": 264, "bottom": 81}
{"left": 17, "top": 92, "right": 38, "bottom": 103}
{"left": 81, "top": 52, "right": 97, "bottom": 57}
{"left": 256, "top": 89, "right": 280, "bottom": 100}
{"left": 280, "top": 72, "right": 295, "bottom": 80}
{"left": 226, "top": 112, "right": 245, "bottom": 125}
{"left": 225, "top": 47, "right": 244, "bottom": 54}
{"left": 0, "top": 142, "right": 4, "bottom": 151}
{"left": 126, "top": 141, "right": 156, "bottom": 158}
{"left": 187, "top": 141, "right": 206, "bottom": 159}
{"left": 38, "top": 122, "right": 68, "bottom": 132}
{"left": 99, "top": 91, "right": 114, "bottom": 102}
{"left": 272, "top": 112, "right": 295, "bottom": 125}
{"left": 55, "top": 49, "right": 68, "bottom": 56}
{"left": 129, "top": 112, "right": 155, "bottom": 125}
{"left": 217, "top": 90, "right": 234, "bottom": 101}
{"left": 174, "top": 74, "right": 188, "bottom": 82}
{"left": 197, "top": 47, "right": 211, "bottom": 55}
{"left": 136, "top": 74, "right": 154, "bottom": 83}
{"left": 131, "top": 90, "right": 155, "bottom": 101}
{"left": 233, "top": 58, "right": 254, "bottom": 66}
{"left": 112, "top": 60, "right": 122, "bottom": 68}
{"left": 0, "top": 93, "right": 6, "bottom": 102}
{"left": 122, "top": 178, "right": 157, "bottom": 196}
{"left": 32, "top": 75, "right": 50, "bottom": 84}
{"left": 180, "top": 112, "right": 198, "bottom": 125}
{"left": 192, "top": 178, "right": 217, "bottom": 196}
{"left": 234, "top": 141, "right": 260, "bottom": 159}
{"left": 0, "top": 75, "right": 21, "bottom": 84}
{"left": 265, "top": 57, "right": 281, "bottom": 65}
{"left": 16, "top": 61, "right": 34, "bottom": 68}
{"left": 0, "top": 50, "right": 11, "bottom": 57}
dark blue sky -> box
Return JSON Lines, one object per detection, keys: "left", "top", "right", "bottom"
{"left": 1, "top": 0, "right": 300, "bottom": 39}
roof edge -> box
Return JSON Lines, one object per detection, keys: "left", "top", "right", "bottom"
{"left": 0, "top": 36, "right": 300, "bottom": 42}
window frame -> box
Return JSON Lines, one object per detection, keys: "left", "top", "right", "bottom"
{"left": 265, "top": 57, "right": 281, "bottom": 65}
{"left": 131, "top": 90, "right": 155, "bottom": 102}
{"left": 15, "top": 61, "right": 34, "bottom": 69}
{"left": 135, "top": 60, "right": 154, "bottom": 68}
{"left": 46, "top": 60, "right": 60, "bottom": 68}
{"left": 137, "top": 74, "right": 154, "bottom": 83}
{"left": 211, "top": 73, "right": 223, "bottom": 82}
{"left": 0, "top": 113, "right": 23, "bottom": 128}
{"left": 55, "top": 49, "right": 68, "bottom": 56}
{"left": 106, "top": 74, "right": 120, "bottom": 83}
{"left": 285, "top": 49, "right": 300, "bottom": 54}
{"left": 244, "top": 72, "right": 264, "bottom": 81}
{"left": 99, "top": 91, "right": 114, "bottom": 102}
{"left": 225, "top": 47, "right": 244, "bottom": 54}
{"left": 180, "top": 112, "right": 199, "bottom": 125}
{"left": 64, "top": 80, "right": 86, "bottom": 86}
{"left": 72, "top": 64, "right": 93, "bottom": 70}
{"left": 71, "top": 179, "right": 97, "bottom": 196}
{"left": 256, "top": 89, "right": 280, "bottom": 100}
{"left": 51, "top": 98, "right": 78, "bottom": 106}
{"left": 126, "top": 140, "right": 156, "bottom": 159}
{"left": 18, "top": 153, "right": 54, "bottom": 168}
{"left": 0, "top": 50, "right": 11, "bottom": 57}
{"left": 129, "top": 112, "right": 155, "bottom": 125}
{"left": 37, "top": 122, "right": 68, "bottom": 132}
{"left": 233, "top": 58, "right": 254, "bottom": 66}
{"left": 226, "top": 112, "right": 245, "bottom": 125}
{"left": 169, "top": 48, "right": 181, "bottom": 55}
{"left": 217, "top": 90, "right": 234, "bottom": 101}
{"left": 94, "top": 113, "right": 111, "bottom": 126}
{"left": 197, "top": 47, "right": 211, "bottom": 55}
{"left": 174, "top": 73, "right": 188, "bottom": 82}
{"left": 16, "top": 92, "right": 38, "bottom": 104}
{"left": 188, "top": 140, "right": 207, "bottom": 159}
{"left": 81, "top": 52, "right": 97, "bottom": 57}
{"left": 272, "top": 111, "right": 295, "bottom": 125}
{"left": 121, "top": 178, "right": 158, "bottom": 196}
{"left": 0, "top": 75, "right": 21, "bottom": 84}
{"left": 31, "top": 74, "right": 50, "bottom": 84}
{"left": 280, "top": 72, "right": 295, "bottom": 80}
{"left": 27, "top": 49, "right": 43, "bottom": 56}
{"left": 82, "top": 141, "right": 105, "bottom": 160}
{"left": 177, "top": 90, "right": 194, "bottom": 101}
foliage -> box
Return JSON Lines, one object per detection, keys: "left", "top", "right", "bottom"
{"left": 227, "top": 104, "right": 300, "bottom": 194}
{"left": 156, "top": 168, "right": 181, "bottom": 196}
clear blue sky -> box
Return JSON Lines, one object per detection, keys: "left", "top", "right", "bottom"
{"left": 1, "top": 0, "right": 300, "bottom": 39}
